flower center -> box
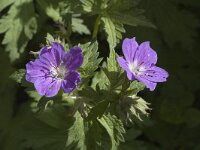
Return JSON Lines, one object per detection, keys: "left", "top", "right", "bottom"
{"left": 128, "top": 61, "right": 146, "bottom": 75}
{"left": 50, "top": 63, "right": 67, "bottom": 80}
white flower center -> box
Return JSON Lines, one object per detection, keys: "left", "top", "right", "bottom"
{"left": 128, "top": 61, "right": 146, "bottom": 75}
{"left": 50, "top": 63, "right": 67, "bottom": 80}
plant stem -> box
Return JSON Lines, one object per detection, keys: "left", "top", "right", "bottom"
{"left": 66, "top": 22, "right": 72, "bottom": 48}
{"left": 92, "top": 15, "right": 102, "bottom": 39}
{"left": 59, "top": 21, "right": 72, "bottom": 48}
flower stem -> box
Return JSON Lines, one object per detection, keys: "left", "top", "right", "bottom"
{"left": 58, "top": 21, "right": 72, "bottom": 48}
{"left": 92, "top": 15, "right": 102, "bottom": 39}
{"left": 66, "top": 22, "right": 72, "bottom": 48}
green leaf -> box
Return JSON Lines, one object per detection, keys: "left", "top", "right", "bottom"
{"left": 92, "top": 69, "right": 108, "bottom": 90}
{"left": 101, "top": 17, "right": 125, "bottom": 49}
{"left": 79, "top": 41, "right": 102, "bottom": 79}
{"left": 80, "top": 0, "right": 94, "bottom": 12}
{"left": 118, "top": 96, "right": 150, "bottom": 123}
{"left": 141, "top": 0, "right": 200, "bottom": 48}
{"left": 128, "top": 81, "right": 145, "bottom": 93}
{"left": 107, "top": 49, "right": 119, "bottom": 72}
{"left": 66, "top": 112, "right": 86, "bottom": 150}
{"left": 85, "top": 120, "right": 102, "bottom": 150}
{"left": 46, "top": 33, "right": 55, "bottom": 43}
{"left": 36, "top": 105, "right": 71, "bottom": 129}
{"left": 122, "top": 80, "right": 145, "bottom": 96}
{"left": 98, "top": 114, "right": 125, "bottom": 150}
{"left": 0, "top": 0, "right": 15, "bottom": 12}
{"left": 130, "top": 97, "right": 150, "bottom": 120}
{"left": 36, "top": 0, "right": 63, "bottom": 22}
{"left": 107, "top": 0, "right": 155, "bottom": 28}
{"left": 23, "top": 83, "right": 43, "bottom": 107}
{"left": 10, "top": 69, "right": 43, "bottom": 104}
{"left": 0, "top": 50, "right": 16, "bottom": 149}
{"left": 72, "top": 14, "right": 91, "bottom": 35}
{"left": 45, "top": 33, "right": 64, "bottom": 48}
{"left": 87, "top": 100, "right": 110, "bottom": 120}
{"left": 80, "top": 0, "right": 102, "bottom": 14}
{"left": 102, "top": 48, "right": 124, "bottom": 91}
{"left": 21, "top": 106, "right": 85, "bottom": 150}
{"left": 0, "top": 0, "right": 37, "bottom": 62}
{"left": 107, "top": 12, "right": 155, "bottom": 28}
{"left": 10, "top": 69, "right": 25, "bottom": 83}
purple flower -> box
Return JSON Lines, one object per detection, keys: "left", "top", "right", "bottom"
{"left": 26, "top": 42, "right": 83, "bottom": 97}
{"left": 117, "top": 38, "right": 168, "bottom": 91}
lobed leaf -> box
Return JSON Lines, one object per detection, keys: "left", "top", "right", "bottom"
{"left": 72, "top": 14, "right": 91, "bottom": 35}
{"left": 79, "top": 41, "right": 102, "bottom": 79}
{"left": 0, "top": 0, "right": 15, "bottom": 12}
{"left": 10, "top": 69, "right": 25, "bottom": 83}
{"left": 101, "top": 17, "right": 125, "bottom": 49}
{"left": 0, "top": 0, "right": 37, "bottom": 62}
{"left": 98, "top": 114, "right": 125, "bottom": 150}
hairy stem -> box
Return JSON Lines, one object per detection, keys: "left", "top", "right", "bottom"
{"left": 92, "top": 15, "right": 102, "bottom": 39}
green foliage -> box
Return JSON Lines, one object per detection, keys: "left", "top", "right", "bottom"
{"left": 106, "top": 0, "right": 155, "bottom": 28}
{"left": 118, "top": 96, "right": 150, "bottom": 123}
{"left": 21, "top": 105, "right": 74, "bottom": 149}
{"left": 103, "top": 48, "right": 122, "bottom": 90}
{"left": 65, "top": 112, "right": 86, "bottom": 150}
{"left": 10, "top": 69, "right": 25, "bottom": 83}
{"left": 36, "top": 0, "right": 63, "bottom": 22}
{"left": 81, "top": 0, "right": 154, "bottom": 49}
{"left": 37, "top": 0, "right": 90, "bottom": 36}
{"left": 79, "top": 41, "right": 102, "bottom": 79}
{"left": 80, "top": 0, "right": 103, "bottom": 14}
{"left": 72, "top": 14, "right": 91, "bottom": 35}
{"left": 0, "top": 0, "right": 15, "bottom": 12}
{"left": 98, "top": 114, "right": 125, "bottom": 150}
{"left": 129, "top": 97, "right": 150, "bottom": 120}
{"left": 0, "top": 0, "right": 37, "bottom": 62}
{"left": 10, "top": 68, "right": 42, "bottom": 103}
{"left": 85, "top": 120, "right": 103, "bottom": 150}
{"left": 140, "top": 0, "right": 200, "bottom": 48}
{"left": 8, "top": 37, "right": 147, "bottom": 149}
{"left": 1, "top": 0, "right": 200, "bottom": 150}
{"left": 0, "top": 51, "right": 16, "bottom": 150}
{"left": 102, "top": 17, "right": 125, "bottom": 49}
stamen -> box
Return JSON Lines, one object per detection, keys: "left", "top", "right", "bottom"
{"left": 128, "top": 61, "right": 146, "bottom": 75}
{"left": 50, "top": 63, "right": 67, "bottom": 80}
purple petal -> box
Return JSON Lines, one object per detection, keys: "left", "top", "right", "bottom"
{"left": 141, "top": 66, "right": 169, "bottom": 82}
{"left": 63, "top": 47, "right": 83, "bottom": 71}
{"left": 61, "top": 71, "right": 80, "bottom": 93}
{"left": 40, "top": 50, "right": 58, "bottom": 67}
{"left": 51, "top": 42, "right": 65, "bottom": 63}
{"left": 45, "top": 80, "right": 62, "bottom": 97}
{"left": 135, "top": 76, "right": 157, "bottom": 91}
{"left": 135, "top": 41, "right": 157, "bottom": 67}
{"left": 26, "top": 59, "right": 50, "bottom": 82}
{"left": 39, "top": 42, "right": 65, "bottom": 67}
{"left": 122, "top": 38, "right": 138, "bottom": 63}
{"left": 39, "top": 47, "right": 58, "bottom": 67}
{"left": 34, "top": 77, "right": 61, "bottom": 97}
{"left": 117, "top": 57, "right": 135, "bottom": 80}
{"left": 34, "top": 77, "right": 52, "bottom": 96}
{"left": 39, "top": 46, "right": 49, "bottom": 55}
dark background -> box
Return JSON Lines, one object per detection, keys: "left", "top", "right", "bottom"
{"left": 0, "top": 0, "right": 200, "bottom": 150}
